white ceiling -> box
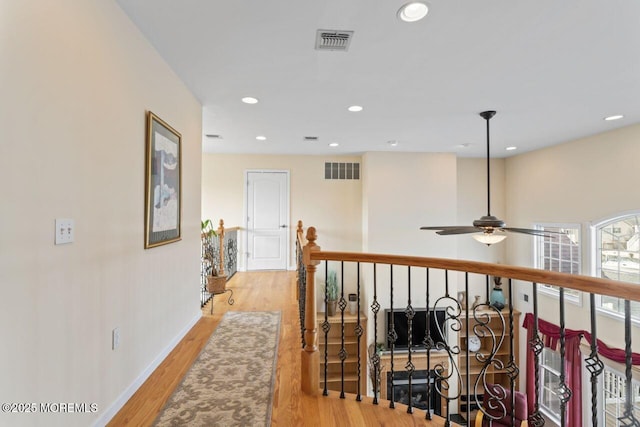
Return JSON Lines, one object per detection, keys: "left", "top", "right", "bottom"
{"left": 116, "top": 0, "right": 640, "bottom": 158}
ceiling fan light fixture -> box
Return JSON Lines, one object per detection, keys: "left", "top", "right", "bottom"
{"left": 473, "top": 232, "right": 507, "bottom": 246}
{"left": 397, "top": 2, "right": 429, "bottom": 22}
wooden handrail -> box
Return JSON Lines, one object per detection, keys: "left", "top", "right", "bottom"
{"left": 310, "top": 251, "right": 640, "bottom": 302}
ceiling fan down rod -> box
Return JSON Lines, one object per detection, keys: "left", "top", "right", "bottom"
{"left": 480, "top": 110, "right": 496, "bottom": 217}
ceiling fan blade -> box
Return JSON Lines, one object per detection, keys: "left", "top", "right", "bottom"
{"left": 502, "top": 227, "right": 557, "bottom": 236}
{"left": 420, "top": 225, "right": 472, "bottom": 230}
{"left": 436, "top": 227, "right": 481, "bottom": 235}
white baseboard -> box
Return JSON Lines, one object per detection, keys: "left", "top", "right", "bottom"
{"left": 93, "top": 311, "right": 202, "bottom": 427}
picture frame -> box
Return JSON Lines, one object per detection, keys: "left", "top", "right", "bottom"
{"left": 145, "top": 111, "right": 182, "bottom": 248}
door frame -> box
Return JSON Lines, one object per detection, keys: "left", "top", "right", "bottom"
{"left": 243, "top": 169, "right": 291, "bottom": 271}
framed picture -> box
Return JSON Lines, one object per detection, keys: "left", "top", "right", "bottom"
{"left": 145, "top": 111, "right": 182, "bottom": 248}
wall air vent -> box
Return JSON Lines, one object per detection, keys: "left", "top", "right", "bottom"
{"left": 205, "top": 134, "right": 223, "bottom": 139}
{"left": 315, "top": 30, "right": 354, "bottom": 51}
{"left": 303, "top": 136, "right": 319, "bottom": 142}
{"left": 325, "top": 162, "right": 360, "bottom": 180}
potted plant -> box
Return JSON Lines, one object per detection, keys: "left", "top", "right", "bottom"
{"left": 324, "top": 270, "right": 339, "bottom": 316}
{"left": 201, "top": 219, "right": 226, "bottom": 294}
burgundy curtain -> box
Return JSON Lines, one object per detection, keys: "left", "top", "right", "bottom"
{"left": 524, "top": 313, "right": 640, "bottom": 425}
{"left": 523, "top": 313, "right": 584, "bottom": 426}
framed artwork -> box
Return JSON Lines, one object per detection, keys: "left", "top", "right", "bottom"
{"left": 145, "top": 111, "right": 182, "bottom": 248}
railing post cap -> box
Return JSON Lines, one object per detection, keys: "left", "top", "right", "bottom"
{"left": 303, "top": 227, "right": 320, "bottom": 266}
{"left": 306, "top": 227, "right": 317, "bottom": 243}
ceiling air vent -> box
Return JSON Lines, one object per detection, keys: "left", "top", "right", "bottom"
{"left": 315, "top": 30, "right": 354, "bottom": 52}
{"left": 303, "top": 136, "right": 319, "bottom": 142}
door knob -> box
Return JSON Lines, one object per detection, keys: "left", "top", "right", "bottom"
{"left": 280, "top": 224, "right": 287, "bottom": 228}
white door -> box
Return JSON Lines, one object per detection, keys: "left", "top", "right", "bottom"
{"left": 246, "top": 171, "right": 289, "bottom": 270}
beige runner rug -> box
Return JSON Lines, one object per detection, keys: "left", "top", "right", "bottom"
{"left": 154, "top": 311, "right": 281, "bottom": 426}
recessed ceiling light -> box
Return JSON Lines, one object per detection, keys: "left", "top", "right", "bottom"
{"left": 506, "top": 146, "right": 517, "bottom": 151}
{"left": 387, "top": 140, "right": 398, "bottom": 147}
{"left": 455, "top": 143, "right": 472, "bottom": 149}
{"left": 329, "top": 142, "right": 339, "bottom": 147}
{"left": 347, "top": 105, "right": 363, "bottom": 112}
{"left": 397, "top": 2, "right": 429, "bottom": 22}
{"left": 256, "top": 135, "right": 267, "bottom": 141}
{"left": 242, "top": 97, "right": 259, "bottom": 104}
{"left": 604, "top": 114, "right": 624, "bottom": 121}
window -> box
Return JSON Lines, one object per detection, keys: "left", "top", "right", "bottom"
{"left": 594, "top": 213, "right": 640, "bottom": 320}
{"left": 540, "top": 347, "right": 562, "bottom": 424}
{"left": 534, "top": 224, "right": 581, "bottom": 303}
{"left": 602, "top": 366, "right": 640, "bottom": 426}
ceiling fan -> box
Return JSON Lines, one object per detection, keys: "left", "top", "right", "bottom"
{"left": 421, "top": 110, "right": 554, "bottom": 245}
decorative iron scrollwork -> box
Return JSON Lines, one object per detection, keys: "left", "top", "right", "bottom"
{"left": 472, "top": 305, "right": 507, "bottom": 422}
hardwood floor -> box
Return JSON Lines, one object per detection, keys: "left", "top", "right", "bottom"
{"left": 108, "top": 271, "right": 451, "bottom": 426}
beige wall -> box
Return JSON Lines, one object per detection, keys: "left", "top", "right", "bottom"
{"left": 202, "top": 153, "right": 363, "bottom": 269}
{"left": 505, "top": 124, "right": 640, "bottom": 381}
{"left": 0, "top": 2, "right": 202, "bottom": 426}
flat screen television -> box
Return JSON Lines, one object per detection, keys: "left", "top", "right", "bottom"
{"left": 385, "top": 308, "right": 447, "bottom": 350}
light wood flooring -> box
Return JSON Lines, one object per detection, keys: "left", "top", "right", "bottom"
{"left": 108, "top": 271, "right": 452, "bottom": 426}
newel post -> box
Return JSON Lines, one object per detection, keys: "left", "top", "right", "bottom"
{"left": 217, "top": 219, "right": 225, "bottom": 276}
{"left": 301, "top": 226, "right": 320, "bottom": 395}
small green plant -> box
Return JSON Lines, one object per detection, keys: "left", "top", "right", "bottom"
{"left": 201, "top": 219, "right": 218, "bottom": 238}
{"left": 325, "top": 270, "right": 339, "bottom": 301}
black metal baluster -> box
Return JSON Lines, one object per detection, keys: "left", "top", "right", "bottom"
{"left": 465, "top": 273, "right": 470, "bottom": 424}
{"left": 529, "top": 282, "right": 545, "bottom": 427}
{"left": 406, "top": 266, "right": 415, "bottom": 414}
{"left": 389, "top": 265, "right": 396, "bottom": 409}
{"left": 507, "top": 278, "right": 520, "bottom": 427}
{"left": 322, "top": 262, "right": 330, "bottom": 396}
{"left": 355, "top": 262, "right": 363, "bottom": 402}
{"left": 371, "top": 264, "right": 380, "bottom": 405}
{"left": 618, "top": 299, "right": 640, "bottom": 426}
{"left": 424, "top": 268, "right": 433, "bottom": 420}
{"left": 558, "top": 287, "right": 572, "bottom": 427}
{"left": 339, "top": 262, "right": 347, "bottom": 399}
{"left": 443, "top": 270, "right": 451, "bottom": 427}
{"left": 485, "top": 274, "right": 490, "bottom": 304}
{"left": 585, "top": 293, "right": 604, "bottom": 427}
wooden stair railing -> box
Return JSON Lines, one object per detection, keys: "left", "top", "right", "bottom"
{"left": 299, "top": 223, "right": 640, "bottom": 426}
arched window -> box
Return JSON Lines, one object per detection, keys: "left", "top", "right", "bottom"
{"left": 593, "top": 212, "right": 640, "bottom": 319}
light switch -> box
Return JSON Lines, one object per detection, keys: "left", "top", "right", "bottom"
{"left": 55, "top": 218, "right": 75, "bottom": 244}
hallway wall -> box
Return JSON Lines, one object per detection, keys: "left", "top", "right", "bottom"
{"left": 0, "top": 2, "right": 202, "bottom": 426}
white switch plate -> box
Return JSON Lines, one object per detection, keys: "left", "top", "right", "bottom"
{"left": 55, "top": 218, "right": 74, "bottom": 244}
{"left": 112, "top": 327, "right": 120, "bottom": 350}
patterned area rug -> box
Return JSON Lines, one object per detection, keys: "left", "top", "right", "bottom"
{"left": 154, "top": 311, "right": 281, "bottom": 426}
